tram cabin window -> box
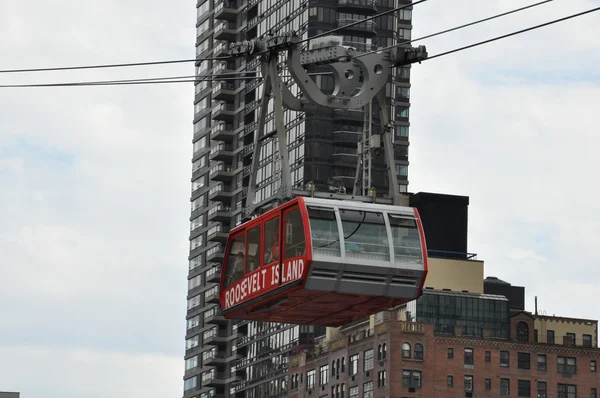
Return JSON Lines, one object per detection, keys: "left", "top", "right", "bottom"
{"left": 263, "top": 217, "right": 280, "bottom": 265}
{"left": 247, "top": 225, "right": 261, "bottom": 272}
{"left": 284, "top": 208, "right": 306, "bottom": 259}
{"left": 389, "top": 215, "right": 422, "bottom": 263}
{"left": 226, "top": 234, "right": 245, "bottom": 288}
{"left": 308, "top": 206, "right": 340, "bottom": 257}
{"left": 339, "top": 209, "right": 390, "bottom": 261}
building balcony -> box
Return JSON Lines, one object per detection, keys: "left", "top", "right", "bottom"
{"left": 211, "top": 122, "right": 235, "bottom": 143}
{"left": 336, "top": 18, "right": 377, "bottom": 35}
{"left": 203, "top": 351, "right": 228, "bottom": 367}
{"left": 208, "top": 205, "right": 232, "bottom": 223}
{"left": 210, "top": 163, "right": 241, "bottom": 182}
{"left": 332, "top": 108, "right": 364, "bottom": 122}
{"left": 214, "top": 0, "right": 239, "bottom": 21}
{"left": 213, "top": 60, "right": 237, "bottom": 75}
{"left": 205, "top": 265, "right": 221, "bottom": 283}
{"left": 207, "top": 226, "right": 229, "bottom": 244}
{"left": 209, "top": 184, "right": 241, "bottom": 202}
{"left": 205, "top": 290, "right": 220, "bottom": 304}
{"left": 214, "top": 21, "right": 237, "bottom": 42}
{"left": 338, "top": 0, "right": 378, "bottom": 14}
{"left": 333, "top": 150, "right": 358, "bottom": 167}
{"left": 209, "top": 143, "right": 234, "bottom": 162}
{"left": 241, "top": 143, "right": 254, "bottom": 158}
{"left": 205, "top": 372, "right": 242, "bottom": 387}
{"left": 211, "top": 103, "right": 236, "bottom": 122}
{"left": 206, "top": 246, "right": 225, "bottom": 262}
{"left": 333, "top": 130, "right": 361, "bottom": 145}
{"left": 342, "top": 41, "right": 378, "bottom": 53}
{"left": 212, "top": 81, "right": 237, "bottom": 102}
{"left": 205, "top": 311, "right": 228, "bottom": 325}
{"left": 203, "top": 331, "right": 229, "bottom": 347}
{"left": 213, "top": 40, "right": 229, "bottom": 58}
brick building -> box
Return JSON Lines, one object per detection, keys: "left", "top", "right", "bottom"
{"left": 288, "top": 313, "right": 599, "bottom": 398}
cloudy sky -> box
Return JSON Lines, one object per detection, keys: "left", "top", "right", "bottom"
{"left": 0, "top": 0, "right": 598, "bottom": 397}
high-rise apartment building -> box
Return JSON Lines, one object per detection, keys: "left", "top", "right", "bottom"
{"left": 184, "top": 1, "right": 414, "bottom": 397}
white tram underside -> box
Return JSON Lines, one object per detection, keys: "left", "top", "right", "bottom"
{"left": 301, "top": 197, "right": 426, "bottom": 299}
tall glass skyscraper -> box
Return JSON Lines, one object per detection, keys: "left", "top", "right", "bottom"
{"left": 183, "top": 1, "right": 414, "bottom": 397}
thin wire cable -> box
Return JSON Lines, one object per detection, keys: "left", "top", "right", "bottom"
{"left": 356, "top": 0, "right": 554, "bottom": 58}
{"left": 2, "top": 6, "right": 598, "bottom": 88}
{"left": 0, "top": 76, "right": 257, "bottom": 88}
{"left": 0, "top": 55, "right": 231, "bottom": 74}
{"left": 427, "top": 5, "right": 600, "bottom": 61}
{"left": 0, "top": 71, "right": 331, "bottom": 88}
{"left": 301, "top": 0, "right": 428, "bottom": 44}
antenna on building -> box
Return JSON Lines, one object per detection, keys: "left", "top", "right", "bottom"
{"left": 535, "top": 296, "right": 538, "bottom": 315}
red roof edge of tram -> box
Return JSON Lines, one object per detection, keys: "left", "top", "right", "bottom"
{"left": 413, "top": 207, "right": 429, "bottom": 296}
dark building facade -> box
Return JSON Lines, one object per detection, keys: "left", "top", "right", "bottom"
{"left": 184, "top": 0, "right": 416, "bottom": 397}
{"left": 409, "top": 192, "right": 469, "bottom": 259}
{"left": 484, "top": 276, "right": 526, "bottom": 311}
{"left": 289, "top": 317, "right": 600, "bottom": 398}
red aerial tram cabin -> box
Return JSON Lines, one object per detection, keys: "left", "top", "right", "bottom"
{"left": 219, "top": 196, "right": 428, "bottom": 327}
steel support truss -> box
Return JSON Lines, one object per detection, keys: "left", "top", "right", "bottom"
{"left": 227, "top": 33, "right": 427, "bottom": 220}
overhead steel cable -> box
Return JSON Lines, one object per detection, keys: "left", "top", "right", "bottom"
{"left": 0, "top": 55, "right": 231, "bottom": 74}
{"left": 356, "top": 0, "right": 555, "bottom": 58}
{"left": 426, "top": 5, "right": 600, "bottom": 61}
{"left": 0, "top": 1, "right": 428, "bottom": 75}
{"left": 0, "top": 71, "right": 330, "bottom": 88}
{"left": 1, "top": 5, "right": 599, "bottom": 88}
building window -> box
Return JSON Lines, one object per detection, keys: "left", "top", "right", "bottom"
{"left": 464, "top": 375, "right": 473, "bottom": 392}
{"left": 291, "top": 374, "right": 299, "bottom": 389}
{"left": 349, "top": 354, "right": 359, "bottom": 375}
{"left": 485, "top": 351, "right": 491, "bottom": 362}
{"left": 592, "top": 388, "right": 597, "bottom": 398}
{"left": 537, "top": 354, "right": 547, "bottom": 371}
{"left": 349, "top": 386, "right": 358, "bottom": 398}
{"left": 537, "top": 382, "right": 547, "bottom": 398}
{"left": 377, "top": 370, "right": 386, "bottom": 387}
{"left": 557, "top": 356, "right": 576, "bottom": 374}
{"left": 185, "top": 356, "right": 198, "bottom": 370}
{"left": 307, "top": 369, "right": 316, "bottom": 390}
{"left": 342, "top": 357, "right": 346, "bottom": 372}
{"left": 516, "top": 321, "right": 529, "bottom": 341}
{"left": 402, "top": 370, "right": 422, "bottom": 388}
{"left": 447, "top": 375, "right": 453, "bottom": 387}
{"left": 378, "top": 343, "right": 387, "bottom": 360}
{"left": 320, "top": 364, "right": 329, "bottom": 385}
{"left": 518, "top": 380, "right": 530, "bottom": 397}
{"left": 500, "top": 351, "right": 509, "bottom": 367}
{"left": 485, "top": 378, "right": 491, "bottom": 390}
{"left": 183, "top": 376, "right": 197, "bottom": 391}
{"left": 364, "top": 349, "right": 374, "bottom": 371}
{"left": 592, "top": 360, "right": 597, "bottom": 372}
{"left": 363, "top": 381, "right": 373, "bottom": 398}
{"left": 414, "top": 343, "right": 423, "bottom": 360}
{"left": 518, "top": 352, "right": 530, "bottom": 370}
{"left": 565, "top": 332, "right": 576, "bottom": 345}
{"left": 464, "top": 348, "right": 474, "bottom": 365}
{"left": 402, "top": 343, "right": 411, "bottom": 359}
{"left": 557, "top": 384, "right": 577, "bottom": 398}
{"left": 500, "top": 378, "right": 510, "bottom": 395}
{"left": 447, "top": 348, "right": 454, "bottom": 359}
{"left": 331, "top": 360, "right": 336, "bottom": 376}
{"left": 583, "top": 334, "right": 593, "bottom": 347}
{"left": 547, "top": 330, "right": 555, "bottom": 344}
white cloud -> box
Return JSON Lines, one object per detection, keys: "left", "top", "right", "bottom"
{"left": 0, "top": 344, "right": 183, "bottom": 398}
{"left": 409, "top": 0, "right": 600, "bottom": 321}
